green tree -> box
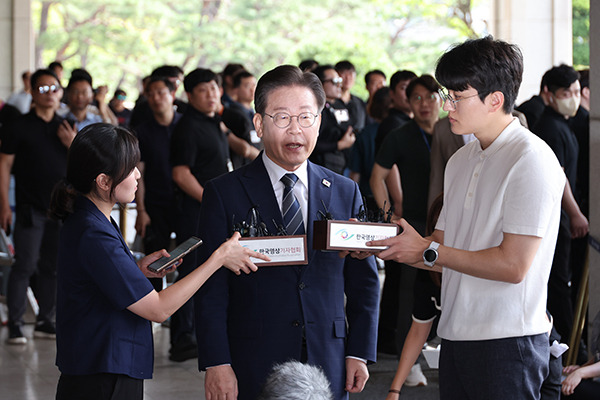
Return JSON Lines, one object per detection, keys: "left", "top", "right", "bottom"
{"left": 573, "top": 0, "right": 589, "bottom": 68}
{"left": 33, "top": 0, "right": 485, "bottom": 100}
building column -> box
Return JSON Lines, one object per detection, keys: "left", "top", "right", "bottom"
{"left": 0, "top": 0, "right": 33, "bottom": 100}
{"left": 488, "top": 0, "right": 573, "bottom": 104}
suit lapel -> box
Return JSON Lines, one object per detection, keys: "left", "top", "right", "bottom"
{"left": 307, "top": 162, "right": 334, "bottom": 261}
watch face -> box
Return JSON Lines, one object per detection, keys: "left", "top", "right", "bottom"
{"left": 424, "top": 249, "right": 437, "bottom": 263}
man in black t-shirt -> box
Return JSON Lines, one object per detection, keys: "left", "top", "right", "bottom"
{"left": 310, "top": 65, "right": 356, "bottom": 174}
{"left": 0, "top": 69, "right": 74, "bottom": 345}
{"left": 169, "top": 68, "right": 231, "bottom": 362}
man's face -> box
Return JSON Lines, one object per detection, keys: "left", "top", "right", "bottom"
{"left": 549, "top": 80, "right": 581, "bottom": 117}
{"left": 237, "top": 76, "right": 257, "bottom": 105}
{"left": 68, "top": 80, "right": 93, "bottom": 112}
{"left": 187, "top": 80, "right": 220, "bottom": 116}
{"left": 338, "top": 69, "right": 356, "bottom": 92}
{"left": 31, "top": 74, "right": 62, "bottom": 111}
{"left": 146, "top": 81, "right": 175, "bottom": 115}
{"left": 408, "top": 84, "right": 442, "bottom": 127}
{"left": 366, "top": 73, "right": 386, "bottom": 98}
{"left": 322, "top": 69, "right": 343, "bottom": 101}
{"left": 390, "top": 79, "right": 412, "bottom": 114}
{"left": 253, "top": 85, "right": 321, "bottom": 171}
{"left": 442, "top": 86, "right": 486, "bottom": 136}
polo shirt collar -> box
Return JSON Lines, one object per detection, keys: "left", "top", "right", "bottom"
{"left": 470, "top": 117, "right": 520, "bottom": 160}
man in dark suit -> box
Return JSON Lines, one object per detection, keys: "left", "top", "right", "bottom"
{"left": 194, "top": 65, "right": 380, "bottom": 400}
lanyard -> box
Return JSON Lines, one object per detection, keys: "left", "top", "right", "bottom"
{"left": 419, "top": 127, "right": 431, "bottom": 153}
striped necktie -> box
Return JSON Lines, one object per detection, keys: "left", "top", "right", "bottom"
{"left": 281, "top": 173, "right": 305, "bottom": 235}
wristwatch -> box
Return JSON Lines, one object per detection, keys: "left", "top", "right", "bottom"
{"left": 423, "top": 241, "right": 440, "bottom": 268}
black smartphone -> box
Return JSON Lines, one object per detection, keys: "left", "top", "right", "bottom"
{"left": 147, "top": 236, "right": 203, "bottom": 273}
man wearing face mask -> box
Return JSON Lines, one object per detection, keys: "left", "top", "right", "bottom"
{"left": 532, "top": 64, "right": 589, "bottom": 347}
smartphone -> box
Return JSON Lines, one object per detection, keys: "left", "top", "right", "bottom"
{"left": 147, "top": 236, "right": 203, "bottom": 273}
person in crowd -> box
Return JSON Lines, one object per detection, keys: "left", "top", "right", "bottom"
{"left": 310, "top": 65, "right": 356, "bottom": 175}
{"left": 369, "top": 36, "right": 565, "bottom": 400}
{"left": 364, "top": 69, "right": 387, "bottom": 114}
{"left": 371, "top": 75, "right": 443, "bottom": 387}
{"left": 221, "top": 63, "right": 246, "bottom": 108}
{"left": 130, "top": 65, "right": 187, "bottom": 129}
{"left": 0, "top": 98, "right": 22, "bottom": 142}
{"left": 568, "top": 69, "right": 590, "bottom": 330}
{"left": 372, "top": 69, "right": 416, "bottom": 358}
{"left": 386, "top": 193, "right": 443, "bottom": 398}
{"left": 375, "top": 70, "right": 417, "bottom": 151}
{"left": 258, "top": 361, "right": 333, "bottom": 400}
{"left": 427, "top": 117, "right": 477, "bottom": 208}
{"left": 561, "top": 311, "right": 600, "bottom": 399}
{"left": 50, "top": 123, "right": 267, "bottom": 400}
{"left": 299, "top": 59, "right": 319, "bottom": 72}
{"left": 532, "top": 64, "right": 589, "bottom": 349}
{"left": 58, "top": 68, "right": 117, "bottom": 130}
{"left": 6, "top": 70, "right": 32, "bottom": 114}
{"left": 349, "top": 86, "right": 391, "bottom": 210}
{"left": 230, "top": 69, "right": 257, "bottom": 122}
{"left": 109, "top": 88, "right": 132, "bottom": 128}
{"left": 335, "top": 60, "right": 367, "bottom": 132}
{"left": 219, "top": 72, "right": 261, "bottom": 170}
{"left": 195, "top": 65, "right": 379, "bottom": 400}
{"left": 133, "top": 76, "right": 182, "bottom": 291}
{"left": 48, "top": 61, "right": 64, "bottom": 84}
{"left": 0, "top": 69, "right": 71, "bottom": 344}
{"left": 169, "top": 68, "right": 232, "bottom": 362}
{"left": 516, "top": 70, "right": 550, "bottom": 129}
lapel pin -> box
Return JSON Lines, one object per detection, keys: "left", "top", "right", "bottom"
{"left": 322, "top": 179, "right": 331, "bottom": 188}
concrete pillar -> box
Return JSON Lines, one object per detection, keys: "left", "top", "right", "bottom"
{"left": 588, "top": 0, "right": 600, "bottom": 333}
{"left": 489, "top": 0, "right": 573, "bottom": 104}
{"left": 0, "top": 0, "right": 33, "bottom": 100}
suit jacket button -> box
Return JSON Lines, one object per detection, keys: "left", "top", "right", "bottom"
{"left": 298, "top": 282, "right": 306, "bottom": 290}
{"left": 292, "top": 320, "right": 301, "bottom": 327}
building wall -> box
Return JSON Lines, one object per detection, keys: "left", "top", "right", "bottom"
{"left": 0, "top": 0, "right": 33, "bottom": 100}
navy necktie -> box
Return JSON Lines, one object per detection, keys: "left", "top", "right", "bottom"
{"left": 281, "top": 173, "right": 305, "bottom": 235}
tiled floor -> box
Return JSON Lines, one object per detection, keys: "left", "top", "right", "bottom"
{"left": 0, "top": 320, "right": 440, "bottom": 399}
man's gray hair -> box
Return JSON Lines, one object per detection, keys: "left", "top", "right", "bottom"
{"left": 258, "top": 361, "right": 333, "bottom": 400}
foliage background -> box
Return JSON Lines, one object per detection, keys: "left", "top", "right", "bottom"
{"left": 32, "top": 0, "right": 589, "bottom": 101}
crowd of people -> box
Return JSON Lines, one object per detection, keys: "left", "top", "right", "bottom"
{"left": 0, "top": 34, "right": 597, "bottom": 400}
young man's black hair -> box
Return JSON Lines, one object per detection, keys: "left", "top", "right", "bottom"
{"left": 365, "top": 69, "right": 386, "bottom": 87}
{"left": 335, "top": 60, "right": 355, "bottom": 73}
{"left": 232, "top": 70, "right": 254, "bottom": 89}
{"left": 435, "top": 35, "right": 523, "bottom": 114}
{"left": 151, "top": 65, "right": 182, "bottom": 79}
{"left": 312, "top": 65, "right": 336, "bottom": 83}
{"left": 543, "top": 64, "right": 580, "bottom": 93}
{"left": 406, "top": 75, "right": 441, "bottom": 99}
{"left": 183, "top": 68, "right": 218, "bottom": 93}
{"left": 30, "top": 69, "right": 61, "bottom": 90}
{"left": 389, "top": 70, "right": 417, "bottom": 92}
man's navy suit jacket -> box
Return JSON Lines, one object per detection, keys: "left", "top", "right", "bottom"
{"left": 194, "top": 155, "right": 380, "bottom": 400}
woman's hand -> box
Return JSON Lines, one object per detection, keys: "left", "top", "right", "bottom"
{"left": 137, "top": 249, "right": 180, "bottom": 278}
{"left": 562, "top": 368, "right": 583, "bottom": 396}
{"left": 214, "top": 232, "right": 270, "bottom": 275}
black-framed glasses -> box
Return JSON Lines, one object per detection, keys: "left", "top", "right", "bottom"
{"left": 438, "top": 88, "right": 479, "bottom": 110}
{"left": 37, "top": 84, "right": 60, "bottom": 94}
{"left": 264, "top": 112, "right": 319, "bottom": 128}
{"left": 323, "top": 77, "right": 343, "bottom": 86}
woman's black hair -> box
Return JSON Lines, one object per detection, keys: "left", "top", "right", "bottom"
{"left": 49, "top": 123, "right": 140, "bottom": 220}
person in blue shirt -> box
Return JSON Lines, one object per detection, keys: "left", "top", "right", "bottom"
{"left": 49, "top": 123, "right": 268, "bottom": 400}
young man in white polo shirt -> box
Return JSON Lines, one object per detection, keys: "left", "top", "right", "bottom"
{"left": 369, "top": 36, "right": 565, "bottom": 399}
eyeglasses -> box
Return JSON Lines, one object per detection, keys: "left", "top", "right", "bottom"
{"left": 264, "top": 112, "right": 319, "bottom": 128}
{"left": 37, "top": 84, "right": 60, "bottom": 94}
{"left": 410, "top": 93, "right": 440, "bottom": 104}
{"left": 438, "top": 88, "right": 479, "bottom": 110}
{"left": 323, "top": 77, "right": 343, "bottom": 86}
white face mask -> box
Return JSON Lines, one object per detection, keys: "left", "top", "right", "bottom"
{"left": 552, "top": 95, "right": 580, "bottom": 117}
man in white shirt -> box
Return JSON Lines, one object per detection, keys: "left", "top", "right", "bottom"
{"left": 369, "top": 36, "right": 565, "bottom": 400}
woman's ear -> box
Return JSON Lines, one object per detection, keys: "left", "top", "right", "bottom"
{"left": 94, "top": 173, "right": 112, "bottom": 193}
